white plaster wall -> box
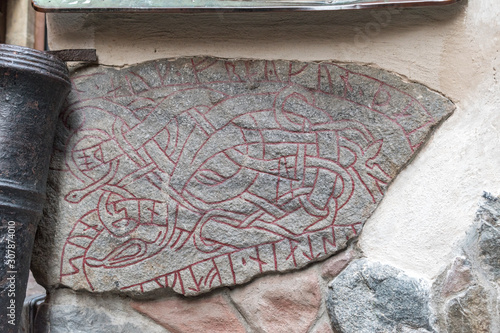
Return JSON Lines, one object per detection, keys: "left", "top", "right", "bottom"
{"left": 46, "top": 0, "right": 500, "bottom": 280}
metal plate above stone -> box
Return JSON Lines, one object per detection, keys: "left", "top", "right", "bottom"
{"left": 32, "top": 58, "right": 454, "bottom": 296}
{"left": 32, "top": 0, "right": 458, "bottom": 13}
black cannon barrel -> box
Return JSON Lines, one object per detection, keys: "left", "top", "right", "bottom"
{"left": 0, "top": 44, "right": 70, "bottom": 332}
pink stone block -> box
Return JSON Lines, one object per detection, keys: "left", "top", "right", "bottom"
{"left": 131, "top": 293, "right": 246, "bottom": 333}
{"left": 230, "top": 267, "right": 321, "bottom": 333}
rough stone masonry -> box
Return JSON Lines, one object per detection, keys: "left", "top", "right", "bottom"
{"left": 31, "top": 57, "right": 454, "bottom": 296}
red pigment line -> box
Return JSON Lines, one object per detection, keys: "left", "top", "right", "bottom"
{"left": 273, "top": 243, "right": 278, "bottom": 270}
{"left": 228, "top": 254, "right": 237, "bottom": 284}
{"left": 289, "top": 63, "right": 308, "bottom": 77}
{"left": 171, "top": 272, "right": 178, "bottom": 289}
{"left": 324, "top": 64, "right": 335, "bottom": 93}
{"left": 190, "top": 59, "right": 200, "bottom": 83}
{"left": 308, "top": 234, "right": 314, "bottom": 259}
{"left": 66, "top": 239, "right": 89, "bottom": 250}
{"left": 366, "top": 173, "right": 385, "bottom": 195}
{"left": 154, "top": 63, "right": 165, "bottom": 86}
{"left": 204, "top": 267, "right": 216, "bottom": 286}
{"left": 178, "top": 272, "right": 185, "bottom": 294}
{"left": 209, "top": 272, "right": 218, "bottom": 288}
{"left": 286, "top": 240, "right": 298, "bottom": 267}
{"left": 350, "top": 166, "right": 375, "bottom": 204}
{"left": 249, "top": 247, "right": 266, "bottom": 273}
{"left": 61, "top": 255, "right": 84, "bottom": 277}
{"left": 130, "top": 71, "right": 152, "bottom": 90}
{"left": 188, "top": 266, "right": 203, "bottom": 292}
{"left": 316, "top": 65, "right": 322, "bottom": 91}
{"left": 124, "top": 76, "right": 136, "bottom": 97}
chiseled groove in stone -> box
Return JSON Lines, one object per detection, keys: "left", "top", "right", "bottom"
{"left": 31, "top": 57, "right": 455, "bottom": 296}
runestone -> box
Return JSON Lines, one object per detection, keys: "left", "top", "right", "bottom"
{"left": 33, "top": 58, "right": 454, "bottom": 295}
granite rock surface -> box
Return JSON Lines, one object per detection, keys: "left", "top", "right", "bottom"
{"left": 34, "top": 289, "right": 167, "bottom": 333}
{"left": 326, "top": 258, "right": 434, "bottom": 333}
{"left": 31, "top": 57, "right": 454, "bottom": 296}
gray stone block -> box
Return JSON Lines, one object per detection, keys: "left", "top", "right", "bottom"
{"left": 326, "top": 259, "right": 434, "bottom": 333}
{"left": 445, "top": 285, "right": 490, "bottom": 333}
{"left": 33, "top": 289, "right": 167, "bottom": 333}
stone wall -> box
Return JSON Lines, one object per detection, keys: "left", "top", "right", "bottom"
{"left": 29, "top": 0, "right": 500, "bottom": 332}
{"left": 34, "top": 194, "right": 500, "bottom": 332}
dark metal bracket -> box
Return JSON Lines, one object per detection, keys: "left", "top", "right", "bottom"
{"left": 47, "top": 49, "right": 97, "bottom": 63}
{"left": 32, "top": 0, "right": 459, "bottom": 13}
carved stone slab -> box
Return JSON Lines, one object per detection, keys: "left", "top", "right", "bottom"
{"left": 32, "top": 58, "right": 454, "bottom": 296}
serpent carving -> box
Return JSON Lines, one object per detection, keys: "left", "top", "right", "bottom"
{"left": 50, "top": 58, "right": 452, "bottom": 295}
